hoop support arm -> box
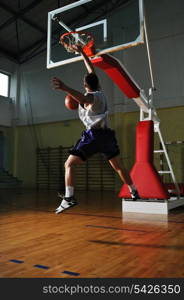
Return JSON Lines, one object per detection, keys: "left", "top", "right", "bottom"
{"left": 92, "top": 54, "right": 150, "bottom": 113}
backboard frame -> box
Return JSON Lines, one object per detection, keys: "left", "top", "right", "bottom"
{"left": 47, "top": 0, "right": 144, "bottom": 69}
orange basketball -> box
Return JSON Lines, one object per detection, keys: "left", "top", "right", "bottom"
{"left": 65, "top": 94, "right": 78, "bottom": 110}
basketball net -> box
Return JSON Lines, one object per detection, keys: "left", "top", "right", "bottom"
{"left": 60, "top": 31, "right": 95, "bottom": 57}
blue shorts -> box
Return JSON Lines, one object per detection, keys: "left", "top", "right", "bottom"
{"left": 69, "top": 128, "right": 120, "bottom": 161}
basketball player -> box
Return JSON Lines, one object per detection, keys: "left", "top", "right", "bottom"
{"left": 52, "top": 45, "right": 140, "bottom": 214}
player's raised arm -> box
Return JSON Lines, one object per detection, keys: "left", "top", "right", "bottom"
{"left": 73, "top": 45, "right": 95, "bottom": 74}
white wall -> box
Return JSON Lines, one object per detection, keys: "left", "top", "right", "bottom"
{"left": 120, "top": 0, "right": 184, "bottom": 112}
{"left": 18, "top": 53, "right": 113, "bottom": 125}
{"left": 0, "top": 57, "right": 17, "bottom": 127}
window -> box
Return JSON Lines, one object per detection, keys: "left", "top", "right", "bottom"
{"left": 0, "top": 72, "right": 10, "bottom": 97}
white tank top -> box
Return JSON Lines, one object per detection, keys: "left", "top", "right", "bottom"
{"left": 78, "top": 90, "right": 109, "bottom": 129}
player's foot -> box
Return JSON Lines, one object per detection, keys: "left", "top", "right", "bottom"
{"left": 130, "top": 189, "right": 140, "bottom": 201}
{"left": 55, "top": 194, "right": 78, "bottom": 214}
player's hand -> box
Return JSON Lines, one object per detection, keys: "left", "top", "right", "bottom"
{"left": 71, "top": 44, "right": 83, "bottom": 53}
{"left": 52, "top": 77, "right": 66, "bottom": 90}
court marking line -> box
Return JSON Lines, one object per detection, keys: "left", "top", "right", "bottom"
{"left": 88, "top": 240, "right": 184, "bottom": 250}
{"left": 6, "top": 258, "right": 80, "bottom": 276}
{"left": 33, "top": 264, "right": 50, "bottom": 270}
{"left": 86, "top": 224, "right": 148, "bottom": 233}
{"left": 62, "top": 270, "right": 80, "bottom": 276}
{"left": 9, "top": 259, "right": 24, "bottom": 264}
{"left": 65, "top": 212, "right": 184, "bottom": 225}
{"left": 65, "top": 212, "right": 122, "bottom": 219}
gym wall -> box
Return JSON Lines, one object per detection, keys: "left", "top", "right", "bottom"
{"left": 11, "top": 106, "right": 184, "bottom": 189}
{"left": 0, "top": 126, "right": 14, "bottom": 172}
{"left": 0, "top": 0, "right": 184, "bottom": 189}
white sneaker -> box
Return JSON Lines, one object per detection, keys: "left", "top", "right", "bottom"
{"left": 55, "top": 195, "right": 77, "bottom": 214}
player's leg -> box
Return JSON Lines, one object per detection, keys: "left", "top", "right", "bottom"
{"left": 56, "top": 155, "right": 83, "bottom": 214}
{"left": 100, "top": 128, "right": 140, "bottom": 200}
{"left": 55, "top": 129, "right": 101, "bottom": 214}
{"left": 65, "top": 154, "right": 83, "bottom": 189}
{"left": 108, "top": 155, "right": 140, "bottom": 200}
{"left": 109, "top": 156, "right": 132, "bottom": 184}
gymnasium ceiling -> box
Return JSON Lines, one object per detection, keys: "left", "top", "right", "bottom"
{"left": 0, "top": 0, "right": 131, "bottom": 64}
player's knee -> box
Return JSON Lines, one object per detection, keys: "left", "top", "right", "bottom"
{"left": 64, "top": 159, "right": 72, "bottom": 169}
{"left": 64, "top": 159, "right": 77, "bottom": 169}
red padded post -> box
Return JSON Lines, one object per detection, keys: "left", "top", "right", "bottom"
{"left": 92, "top": 54, "right": 140, "bottom": 98}
{"left": 119, "top": 121, "right": 169, "bottom": 199}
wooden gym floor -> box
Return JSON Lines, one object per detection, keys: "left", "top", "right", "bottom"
{"left": 0, "top": 189, "right": 184, "bottom": 278}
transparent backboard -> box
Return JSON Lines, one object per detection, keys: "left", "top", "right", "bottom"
{"left": 47, "top": 0, "right": 144, "bottom": 69}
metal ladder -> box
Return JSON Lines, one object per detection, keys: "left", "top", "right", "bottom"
{"left": 139, "top": 88, "right": 180, "bottom": 198}
{"left": 139, "top": 16, "right": 180, "bottom": 198}
{"left": 154, "top": 122, "right": 180, "bottom": 198}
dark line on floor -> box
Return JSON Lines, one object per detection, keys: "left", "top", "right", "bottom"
{"left": 89, "top": 240, "right": 184, "bottom": 251}
{"left": 124, "top": 216, "right": 184, "bottom": 225}
{"left": 65, "top": 211, "right": 122, "bottom": 219}
{"left": 34, "top": 264, "right": 50, "bottom": 270}
{"left": 62, "top": 270, "right": 80, "bottom": 276}
{"left": 9, "top": 259, "right": 24, "bottom": 264}
{"left": 65, "top": 212, "right": 184, "bottom": 225}
{"left": 86, "top": 224, "right": 148, "bottom": 233}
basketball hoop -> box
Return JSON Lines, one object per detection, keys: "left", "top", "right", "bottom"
{"left": 60, "top": 31, "right": 95, "bottom": 57}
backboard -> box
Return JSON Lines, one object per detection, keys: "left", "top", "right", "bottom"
{"left": 47, "top": 0, "right": 144, "bottom": 69}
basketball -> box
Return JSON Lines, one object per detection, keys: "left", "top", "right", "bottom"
{"left": 65, "top": 94, "right": 78, "bottom": 110}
